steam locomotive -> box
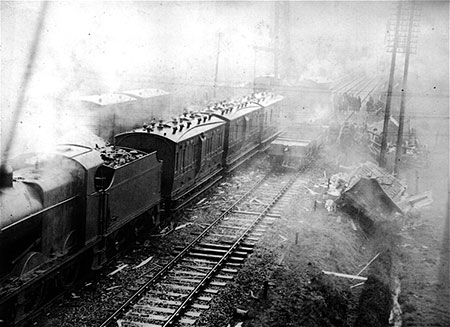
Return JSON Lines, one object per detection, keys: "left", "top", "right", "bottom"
{"left": 0, "top": 92, "right": 283, "bottom": 325}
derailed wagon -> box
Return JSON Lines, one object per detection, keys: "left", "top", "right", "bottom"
{"left": 267, "top": 137, "right": 318, "bottom": 169}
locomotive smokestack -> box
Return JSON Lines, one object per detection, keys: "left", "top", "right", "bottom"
{"left": 0, "top": 164, "right": 13, "bottom": 188}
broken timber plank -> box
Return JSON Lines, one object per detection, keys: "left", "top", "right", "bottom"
{"left": 322, "top": 270, "right": 368, "bottom": 281}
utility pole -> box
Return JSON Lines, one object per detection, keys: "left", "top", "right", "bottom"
{"left": 394, "top": 2, "right": 421, "bottom": 175}
{"left": 252, "top": 1, "right": 290, "bottom": 82}
{"left": 273, "top": 1, "right": 280, "bottom": 79}
{"left": 213, "top": 32, "right": 222, "bottom": 99}
{"left": 379, "top": 2, "right": 402, "bottom": 168}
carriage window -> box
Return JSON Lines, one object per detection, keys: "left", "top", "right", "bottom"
{"left": 208, "top": 135, "right": 212, "bottom": 158}
{"left": 182, "top": 146, "right": 186, "bottom": 172}
{"left": 187, "top": 142, "right": 191, "bottom": 168}
{"left": 190, "top": 140, "right": 194, "bottom": 165}
{"left": 200, "top": 133, "right": 206, "bottom": 163}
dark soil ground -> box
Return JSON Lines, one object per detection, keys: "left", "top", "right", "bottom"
{"left": 32, "top": 148, "right": 449, "bottom": 327}
{"left": 197, "top": 149, "right": 449, "bottom": 327}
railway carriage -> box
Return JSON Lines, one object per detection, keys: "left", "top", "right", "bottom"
{"left": 76, "top": 88, "right": 170, "bottom": 142}
{"left": 205, "top": 92, "right": 283, "bottom": 171}
{"left": 114, "top": 113, "right": 226, "bottom": 209}
{"left": 259, "top": 93, "right": 283, "bottom": 148}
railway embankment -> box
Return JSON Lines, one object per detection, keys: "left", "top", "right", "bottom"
{"left": 196, "top": 154, "right": 425, "bottom": 327}
{"left": 32, "top": 151, "right": 449, "bottom": 327}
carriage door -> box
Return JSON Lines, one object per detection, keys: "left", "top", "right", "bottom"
{"left": 243, "top": 116, "right": 248, "bottom": 141}
{"left": 195, "top": 133, "right": 206, "bottom": 174}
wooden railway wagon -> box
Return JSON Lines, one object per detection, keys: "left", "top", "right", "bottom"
{"left": 75, "top": 88, "right": 170, "bottom": 142}
{"left": 267, "top": 137, "right": 316, "bottom": 169}
{"left": 114, "top": 113, "right": 226, "bottom": 210}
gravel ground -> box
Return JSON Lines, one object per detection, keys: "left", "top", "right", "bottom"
{"left": 196, "top": 155, "right": 373, "bottom": 327}
{"left": 32, "top": 155, "right": 271, "bottom": 327}
{"left": 31, "top": 149, "right": 449, "bottom": 327}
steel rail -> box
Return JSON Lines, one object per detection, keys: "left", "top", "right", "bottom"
{"left": 99, "top": 173, "right": 269, "bottom": 327}
{"left": 161, "top": 169, "right": 304, "bottom": 327}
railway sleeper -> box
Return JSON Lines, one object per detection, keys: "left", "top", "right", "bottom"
{"left": 196, "top": 242, "right": 232, "bottom": 250}
{"left": 171, "top": 271, "right": 233, "bottom": 281}
{"left": 181, "top": 258, "right": 216, "bottom": 266}
{"left": 133, "top": 305, "right": 175, "bottom": 314}
{"left": 143, "top": 293, "right": 213, "bottom": 304}
{"left": 171, "top": 270, "right": 207, "bottom": 278}
{"left": 179, "top": 317, "right": 197, "bottom": 324}
{"left": 173, "top": 247, "right": 225, "bottom": 256}
{"left": 140, "top": 298, "right": 183, "bottom": 306}
{"left": 146, "top": 290, "right": 188, "bottom": 299}
{"left": 248, "top": 232, "right": 263, "bottom": 237}
{"left": 186, "top": 253, "right": 222, "bottom": 261}
{"left": 253, "top": 227, "right": 267, "bottom": 233}
{"left": 225, "top": 261, "right": 242, "bottom": 267}
{"left": 201, "top": 233, "right": 237, "bottom": 240}
{"left": 201, "top": 240, "right": 255, "bottom": 248}
{"left": 185, "top": 310, "right": 202, "bottom": 317}
{"left": 118, "top": 319, "right": 161, "bottom": 327}
{"left": 218, "top": 224, "right": 250, "bottom": 230}
{"left": 125, "top": 311, "right": 169, "bottom": 322}
{"left": 193, "top": 248, "right": 250, "bottom": 257}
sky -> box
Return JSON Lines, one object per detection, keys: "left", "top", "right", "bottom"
{"left": 0, "top": 0, "right": 448, "bottom": 157}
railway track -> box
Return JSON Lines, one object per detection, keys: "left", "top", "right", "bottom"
{"left": 332, "top": 75, "right": 385, "bottom": 125}
{"left": 99, "top": 166, "right": 309, "bottom": 327}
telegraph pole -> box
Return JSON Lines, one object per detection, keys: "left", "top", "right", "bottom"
{"left": 379, "top": 2, "right": 402, "bottom": 168}
{"left": 380, "top": 1, "right": 421, "bottom": 170}
{"left": 273, "top": 1, "right": 280, "bottom": 78}
{"left": 213, "top": 32, "right": 222, "bottom": 99}
{"left": 394, "top": 2, "right": 421, "bottom": 175}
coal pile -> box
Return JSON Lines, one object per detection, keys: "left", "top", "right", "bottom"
{"left": 98, "top": 146, "right": 146, "bottom": 168}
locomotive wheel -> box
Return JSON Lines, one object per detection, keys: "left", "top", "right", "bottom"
{"left": 13, "top": 281, "right": 48, "bottom": 324}
{"left": 0, "top": 300, "right": 17, "bottom": 326}
{"left": 57, "top": 259, "right": 80, "bottom": 290}
{"left": 134, "top": 208, "right": 160, "bottom": 236}
{"left": 107, "top": 228, "right": 132, "bottom": 255}
{"left": 62, "top": 230, "right": 80, "bottom": 255}
{"left": 13, "top": 252, "right": 46, "bottom": 279}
